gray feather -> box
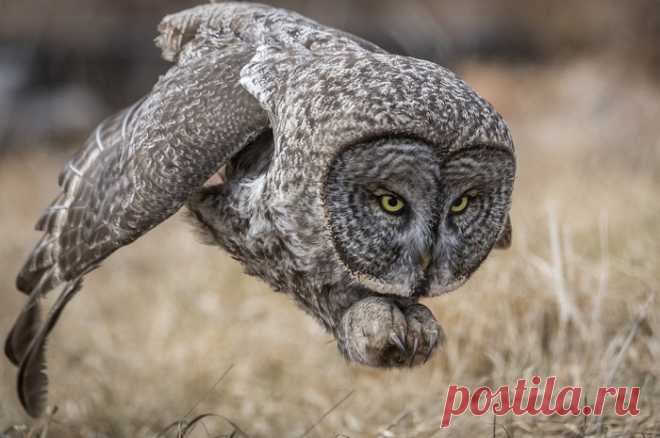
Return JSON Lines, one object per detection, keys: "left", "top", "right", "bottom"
{"left": 18, "top": 280, "right": 82, "bottom": 418}
{"left": 494, "top": 215, "right": 513, "bottom": 249}
{"left": 4, "top": 300, "right": 41, "bottom": 366}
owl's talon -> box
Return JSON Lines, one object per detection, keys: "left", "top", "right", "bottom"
{"left": 338, "top": 297, "right": 443, "bottom": 368}
{"left": 424, "top": 336, "right": 437, "bottom": 363}
{"left": 408, "top": 336, "right": 419, "bottom": 367}
{"left": 406, "top": 303, "right": 445, "bottom": 366}
{"left": 390, "top": 331, "right": 407, "bottom": 354}
{"left": 428, "top": 328, "right": 442, "bottom": 358}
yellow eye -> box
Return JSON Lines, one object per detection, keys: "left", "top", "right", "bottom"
{"left": 450, "top": 195, "right": 470, "bottom": 214}
{"left": 380, "top": 194, "right": 405, "bottom": 215}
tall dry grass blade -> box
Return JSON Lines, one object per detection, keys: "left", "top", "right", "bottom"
{"left": 546, "top": 205, "right": 588, "bottom": 338}
{"left": 180, "top": 414, "right": 221, "bottom": 437}
{"left": 156, "top": 365, "right": 238, "bottom": 438}
{"left": 547, "top": 206, "right": 568, "bottom": 324}
{"left": 604, "top": 293, "right": 654, "bottom": 386}
{"left": 298, "top": 390, "right": 354, "bottom": 438}
{"left": 591, "top": 210, "right": 610, "bottom": 336}
{"left": 212, "top": 415, "right": 250, "bottom": 438}
{"left": 596, "top": 292, "right": 655, "bottom": 434}
{"left": 37, "top": 406, "right": 58, "bottom": 438}
{"left": 156, "top": 420, "right": 187, "bottom": 438}
{"left": 182, "top": 364, "right": 234, "bottom": 420}
{"left": 164, "top": 414, "right": 249, "bottom": 438}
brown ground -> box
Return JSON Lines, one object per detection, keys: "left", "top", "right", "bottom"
{"left": 1, "top": 56, "right": 659, "bottom": 437}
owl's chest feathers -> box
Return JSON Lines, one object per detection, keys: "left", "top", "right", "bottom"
{"left": 218, "top": 174, "right": 342, "bottom": 297}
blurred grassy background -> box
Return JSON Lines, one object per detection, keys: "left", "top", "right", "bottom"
{"left": 1, "top": 0, "right": 659, "bottom": 436}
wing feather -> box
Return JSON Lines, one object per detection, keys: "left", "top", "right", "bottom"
{"left": 7, "top": 2, "right": 383, "bottom": 417}
{"left": 16, "top": 48, "right": 267, "bottom": 295}
{"left": 17, "top": 280, "right": 83, "bottom": 418}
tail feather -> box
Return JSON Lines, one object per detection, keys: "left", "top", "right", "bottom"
{"left": 5, "top": 300, "right": 42, "bottom": 366}
{"left": 16, "top": 280, "right": 83, "bottom": 418}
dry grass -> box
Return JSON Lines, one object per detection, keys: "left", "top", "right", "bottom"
{"left": 1, "top": 56, "right": 659, "bottom": 437}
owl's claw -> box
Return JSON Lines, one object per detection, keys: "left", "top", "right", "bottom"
{"left": 390, "top": 331, "right": 407, "bottom": 354}
{"left": 337, "top": 297, "right": 443, "bottom": 368}
{"left": 404, "top": 303, "right": 445, "bottom": 367}
{"left": 408, "top": 336, "right": 419, "bottom": 367}
{"left": 424, "top": 332, "right": 438, "bottom": 363}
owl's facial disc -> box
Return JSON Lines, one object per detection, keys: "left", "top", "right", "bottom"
{"left": 427, "top": 145, "right": 515, "bottom": 296}
{"left": 324, "top": 138, "right": 440, "bottom": 296}
{"left": 324, "top": 139, "right": 515, "bottom": 298}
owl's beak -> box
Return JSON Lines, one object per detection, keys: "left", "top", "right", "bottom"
{"left": 420, "top": 251, "right": 432, "bottom": 272}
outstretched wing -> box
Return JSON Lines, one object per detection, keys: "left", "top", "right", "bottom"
{"left": 8, "top": 44, "right": 269, "bottom": 418}
{"left": 7, "top": 2, "right": 382, "bottom": 417}
{"left": 15, "top": 48, "right": 267, "bottom": 297}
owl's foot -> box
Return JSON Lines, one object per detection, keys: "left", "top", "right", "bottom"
{"left": 337, "top": 296, "right": 444, "bottom": 368}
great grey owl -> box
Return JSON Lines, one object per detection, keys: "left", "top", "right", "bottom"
{"left": 6, "top": 1, "right": 516, "bottom": 417}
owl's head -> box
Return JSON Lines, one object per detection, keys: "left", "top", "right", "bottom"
{"left": 322, "top": 137, "right": 515, "bottom": 297}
